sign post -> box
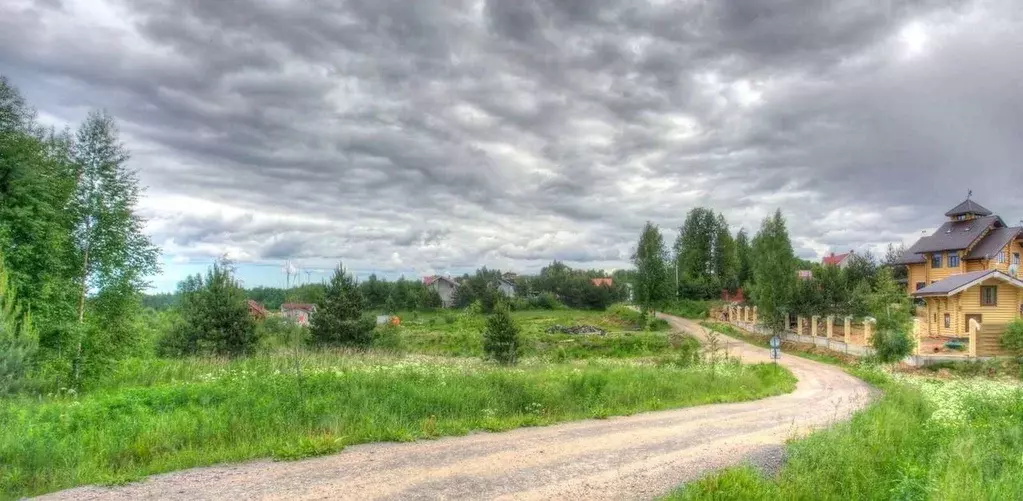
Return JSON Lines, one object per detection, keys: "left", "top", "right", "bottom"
{"left": 769, "top": 335, "right": 781, "bottom": 365}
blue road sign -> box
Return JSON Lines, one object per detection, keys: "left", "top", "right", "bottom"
{"left": 769, "top": 336, "right": 781, "bottom": 349}
{"left": 771, "top": 347, "right": 780, "bottom": 360}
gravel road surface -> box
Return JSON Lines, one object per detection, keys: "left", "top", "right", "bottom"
{"left": 39, "top": 314, "right": 874, "bottom": 501}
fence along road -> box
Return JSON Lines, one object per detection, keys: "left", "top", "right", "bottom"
{"left": 40, "top": 313, "right": 874, "bottom": 501}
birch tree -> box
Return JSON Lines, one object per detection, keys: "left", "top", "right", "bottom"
{"left": 69, "top": 111, "right": 158, "bottom": 382}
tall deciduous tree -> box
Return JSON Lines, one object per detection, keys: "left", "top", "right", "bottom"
{"left": 751, "top": 210, "right": 796, "bottom": 332}
{"left": 310, "top": 262, "right": 374, "bottom": 347}
{"left": 0, "top": 77, "right": 77, "bottom": 326}
{"left": 633, "top": 222, "right": 670, "bottom": 314}
{"left": 68, "top": 111, "right": 159, "bottom": 382}
{"left": 674, "top": 208, "right": 716, "bottom": 284}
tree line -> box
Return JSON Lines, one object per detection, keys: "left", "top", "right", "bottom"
{"left": 632, "top": 209, "right": 914, "bottom": 361}
{"left": 1, "top": 77, "right": 158, "bottom": 389}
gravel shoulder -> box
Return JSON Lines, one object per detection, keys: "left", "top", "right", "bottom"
{"left": 39, "top": 314, "right": 874, "bottom": 501}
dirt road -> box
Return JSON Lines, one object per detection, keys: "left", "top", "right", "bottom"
{"left": 40, "top": 314, "right": 874, "bottom": 501}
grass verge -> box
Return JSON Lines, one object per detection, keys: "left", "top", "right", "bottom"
{"left": 0, "top": 355, "right": 795, "bottom": 499}
{"left": 665, "top": 366, "right": 1023, "bottom": 500}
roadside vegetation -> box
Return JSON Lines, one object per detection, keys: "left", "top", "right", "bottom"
{"left": 1, "top": 331, "right": 793, "bottom": 499}
{"left": 668, "top": 367, "right": 1023, "bottom": 500}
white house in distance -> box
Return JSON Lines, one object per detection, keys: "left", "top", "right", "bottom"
{"left": 822, "top": 250, "right": 856, "bottom": 269}
{"left": 423, "top": 275, "right": 459, "bottom": 307}
{"left": 496, "top": 278, "right": 516, "bottom": 298}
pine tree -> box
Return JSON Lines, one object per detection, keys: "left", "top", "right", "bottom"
{"left": 161, "top": 259, "right": 257, "bottom": 357}
{"left": 482, "top": 303, "right": 520, "bottom": 364}
{"left": 67, "top": 111, "right": 159, "bottom": 383}
{"left": 633, "top": 222, "right": 670, "bottom": 314}
{"left": 751, "top": 210, "right": 796, "bottom": 332}
{"left": 869, "top": 267, "right": 914, "bottom": 363}
{"left": 310, "top": 263, "right": 374, "bottom": 347}
{"left": 736, "top": 229, "right": 753, "bottom": 286}
{"left": 712, "top": 214, "right": 739, "bottom": 291}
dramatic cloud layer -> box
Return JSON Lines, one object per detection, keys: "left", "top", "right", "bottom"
{"left": 3, "top": 0, "right": 1022, "bottom": 289}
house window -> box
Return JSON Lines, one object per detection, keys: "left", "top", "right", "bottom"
{"left": 997, "top": 251, "right": 1006, "bottom": 264}
{"left": 931, "top": 254, "right": 942, "bottom": 268}
{"left": 1014, "top": 253, "right": 1021, "bottom": 265}
{"left": 948, "top": 254, "right": 960, "bottom": 268}
{"left": 980, "top": 286, "right": 998, "bottom": 306}
{"left": 915, "top": 282, "right": 926, "bottom": 291}
{"left": 944, "top": 313, "right": 950, "bottom": 329}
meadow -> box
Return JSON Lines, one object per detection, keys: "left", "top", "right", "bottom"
{"left": 0, "top": 304, "right": 797, "bottom": 499}
{"left": 667, "top": 367, "right": 1023, "bottom": 500}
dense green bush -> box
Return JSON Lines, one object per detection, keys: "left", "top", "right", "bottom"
{"left": 1000, "top": 319, "right": 1023, "bottom": 357}
{"left": 482, "top": 304, "right": 520, "bottom": 364}
{"left": 310, "top": 263, "right": 375, "bottom": 347}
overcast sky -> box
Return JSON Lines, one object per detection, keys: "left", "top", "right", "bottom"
{"left": 3, "top": 0, "right": 1022, "bottom": 291}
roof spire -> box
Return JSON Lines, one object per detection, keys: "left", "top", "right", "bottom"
{"left": 967, "top": 189, "right": 973, "bottom": 200}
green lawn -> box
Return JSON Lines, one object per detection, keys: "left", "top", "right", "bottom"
{"left": 0, "top": 307, "right": 799, "bottom": 499}
{"left": 666, "top": 367, "right": 1023, "bottom": 500}
{"left": 380, "top": 306, "right": 680, "bottom": 359}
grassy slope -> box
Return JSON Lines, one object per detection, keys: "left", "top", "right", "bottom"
{"left": 0, "top": 308, "right": 795, "bottom": 499}
{"left": 666, "top": 364, "right": 1023, "bottom": 500}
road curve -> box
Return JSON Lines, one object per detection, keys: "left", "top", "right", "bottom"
{"left": 40, "top": 314, "right": 874, "bottom": 501}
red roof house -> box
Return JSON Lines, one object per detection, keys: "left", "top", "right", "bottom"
{"left": 591, "top": 278, "right": 613, "bottom": 287}
{"left": 822, "top": 251, "right": 855, "bottom": 268}
{"left": 246, "top": 300, "right": 268, "bottom": 320}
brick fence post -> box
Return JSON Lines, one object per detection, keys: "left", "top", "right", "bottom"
{"left": 797, "top": 316, "right": 804, "bottom": 336}
{"left": 826, "top": 316, "right": 834, "bottom": 339}
{"left": 811, "top": 316, "right": 819, "bottom": 337}
{"left": 844, "top": 317, "right": 851, "bottom": 345}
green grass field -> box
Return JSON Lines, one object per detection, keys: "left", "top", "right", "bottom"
{"left": 666, "top": 366, "right": 1023, "bottom": 500}
{"left": 0, "top": 306, "right": 797, "bottom": 499}
{"left": 375, "top": 306, "right": 678, "bottom": 359}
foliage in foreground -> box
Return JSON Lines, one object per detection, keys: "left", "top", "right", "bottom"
{"left": 669, "top": 369, "right": 1023, "bottom": 501}
{"left": 0, "top": 356, "right": 795, "bottom": 499}
{"left": 1001, "top": 318, "right": 1023, "bottom": 358}
{"left": 0, "top": 252, "right": 36, "bottom": 395}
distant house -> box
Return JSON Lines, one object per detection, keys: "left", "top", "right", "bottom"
{"left": 797, "top": 270, "right": 814, "bottom": 280}
{"left": 246, "top": 300, "right": 268, "bottom": 320}
{"left": 281, "top": 303, "right": 316, "bottom": 326}
{"left": 591, "top": 278, "right": 613, "bottom": 287}
{"left": 496, "top": 278, "right": 516, "bottom": 298}
{"left": 424, "top": 275, "right": 459, "bottom": 307}
{"left": 822, "top": 251, "right": 856, "bottom": 269}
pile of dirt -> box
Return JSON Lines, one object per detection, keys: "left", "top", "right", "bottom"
{"left": 545, "top": 324, "right": 608, "bottom": 335}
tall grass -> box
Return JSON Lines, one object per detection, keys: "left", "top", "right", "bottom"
{"left": 0, "top": 354, "right": 795, "bottom": 499}
{"left": 668, "top": 368, "right": 1023, "bottom": 500}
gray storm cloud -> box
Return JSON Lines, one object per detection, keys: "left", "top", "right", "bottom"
{"left": 2, "top": 0, "right": 1021, "bottom": 277}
